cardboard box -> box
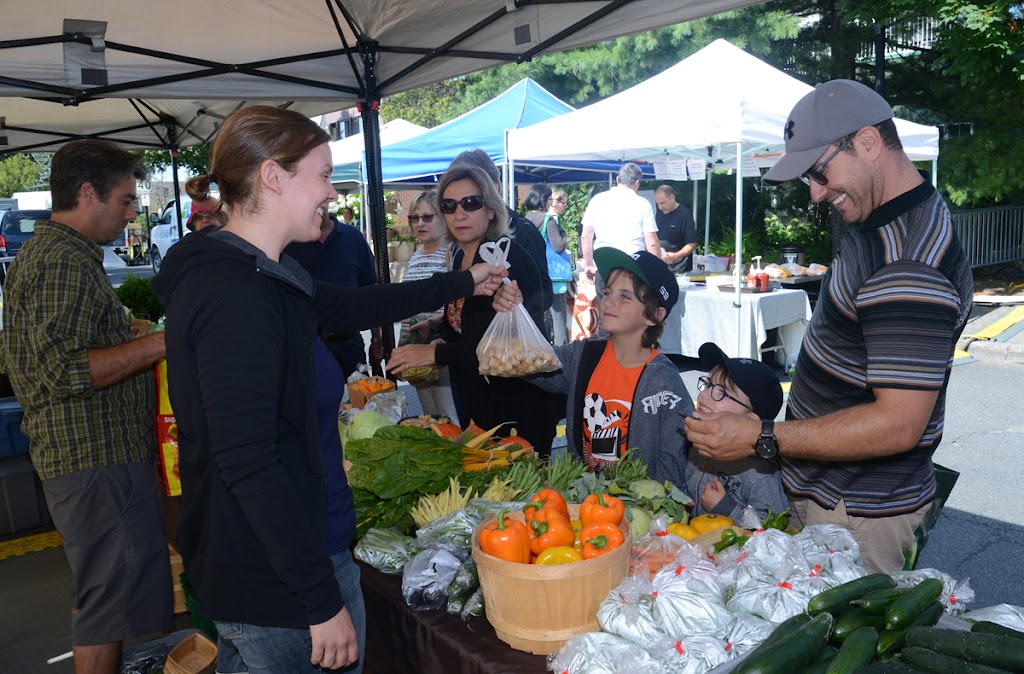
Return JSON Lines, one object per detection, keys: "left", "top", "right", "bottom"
{"left": 346, "top": 376, "right": 396, "bottom": 409}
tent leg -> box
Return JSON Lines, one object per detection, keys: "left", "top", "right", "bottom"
{"left": 734, "top": 141, "right": 743, "bottom": 355}
{"left": 704, "top": 148, "right": 713, "bottom": 255}
{"left": 692, "top": 179, "right": 699, "bottom": 228}
{"left": 168, "top": 121, "right": 184, "bottom": 241}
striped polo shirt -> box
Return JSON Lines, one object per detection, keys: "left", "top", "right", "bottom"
{"left": 783, "top": 177, "right": 973, "bottom": 517}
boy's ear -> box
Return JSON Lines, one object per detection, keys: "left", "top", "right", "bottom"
{"left": 652, "top": 306, "right": 667, "bottom": 324}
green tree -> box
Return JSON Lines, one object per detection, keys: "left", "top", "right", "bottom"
{"left": 140, "top": 145, "right": 211, "bottom": 177}
{"left": 0, "top": 154, "right": 44, "bottom": 197}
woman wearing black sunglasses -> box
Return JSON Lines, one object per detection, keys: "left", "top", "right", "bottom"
{"left": 389, "top": 165, "right": 559, "bottom": 455}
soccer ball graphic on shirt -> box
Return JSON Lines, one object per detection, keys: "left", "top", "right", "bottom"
{"left": 582, "top": 393, "right": 623, "bottom": 461}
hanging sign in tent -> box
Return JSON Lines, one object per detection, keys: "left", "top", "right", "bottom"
{"left": 652, "top": 158, "right": 707, "bottom": 181}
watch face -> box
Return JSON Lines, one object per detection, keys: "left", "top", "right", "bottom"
{"left": 755, "top": 438, "right": 778, "bottom": 460}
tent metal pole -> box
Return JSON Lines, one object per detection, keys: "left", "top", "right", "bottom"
{"left": 932, "top": 159, "right": 937, "bottom": 187}
{"left": 734, "top": 141, "right": 743, "bottom": 355}
{"left": 358, "top": 41, "right": 396, "bottom": 369}
{"left": 704, "top": 147, "right": 712, "bottom": 255}
{"left": 691, "top": 178, "right": 698, "bottom": 229}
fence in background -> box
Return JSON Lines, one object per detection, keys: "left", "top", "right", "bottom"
{"left": 952, "top": 206, "right": 1024, "bottom": 269}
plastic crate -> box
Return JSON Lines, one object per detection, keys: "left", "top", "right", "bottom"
{"left": 0, "top": 397, "right": 30, "bottom": 460}
{"left": 0, "top": 455, "right": 51, "bottom": 536}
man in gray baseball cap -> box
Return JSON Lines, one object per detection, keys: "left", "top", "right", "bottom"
{"left": 687, "top": 79, "right": 975, "bottom": 574}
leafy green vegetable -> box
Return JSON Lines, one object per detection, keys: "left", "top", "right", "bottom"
{"left": 352, "top": 488, "right": 418, "bottom": 538}
{"left": 346, "top": 426, "right": 463, "bottom": 500}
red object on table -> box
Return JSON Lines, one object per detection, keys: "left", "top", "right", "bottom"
{"left": 757, "top": 272, "right": 770, "bottom": 292}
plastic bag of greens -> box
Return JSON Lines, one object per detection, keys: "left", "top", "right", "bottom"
{"left": 401, "top": 548, "right": 461, "bottom": 611}
{"left": 462, "top": 498, "right": 528, "bottom": 524}
{"left": 546, "top": 632, "right": 665, "bottom": 674}
{"left": 353, "top": 527, "right": 418, "bottom": 575}
{"left": 651, "top": 553, "right": 730, "bottom": 638}
{"left": 713, "top": 546, "right": 773, "bottom": 601}
{"left": 597, "top": 575, "right": 663, "bottom": 649}
{"left": 792, "top": 524, "right": 864, "bottom": 586}
{"left": 648, "top": 634, "right": 730, "bottom": 674}
{"left": 722, "top": 612, "right": 775, "bottom": 659}
{"left": 726, "top": 547, "right": 816, "bottom": 624}
{"left": 893, "top": 568, "right": 974, "bottom": 615}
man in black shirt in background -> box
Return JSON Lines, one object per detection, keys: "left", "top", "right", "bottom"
{"left": 654, "top": 184, "right": 698, "bottom": 274}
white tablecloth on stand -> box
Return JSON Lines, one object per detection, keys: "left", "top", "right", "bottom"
{"left": 661, "top": 283, "right": 813, "bottom": 363}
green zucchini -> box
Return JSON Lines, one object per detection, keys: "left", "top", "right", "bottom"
{"left": 762, "top": 613, "right": 813, "bottom": 647}
{"left": 827, "top": 627, "right": 879, "bottom": 674}
{"left": 809, "top": 574, "right": 897, "bottom": 617}
{"left": 737, "top": 612, "right": 835, "bottom": 674}
{"left": 971, "top": 620, "right": 1024, "bottom": 642}
{"left": 899, "top": 646, "right": 1013, "bottom": 674}
{"left": 801, "top": 654, "right": 838, "bottom": 674}
{"left": 852, "top": 589, "right": 910, "bottom": 615}
{"left": 831, "top": 609, "right": 886, "bottom": 646}
{"left": 877, "top": 602, "right": 948, "bottom": 658}
{"left": 884, "top": 579, "right": 944, "bottom": 632}
{"left": 906, "top": 627, "right": 1024, "bottom": 672}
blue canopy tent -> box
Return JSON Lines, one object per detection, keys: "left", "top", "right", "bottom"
{"left": 378, "top": 78, "right": 654, "bottom": 193}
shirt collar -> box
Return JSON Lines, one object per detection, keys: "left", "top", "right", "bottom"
{"left": 857, "top": 171, "right": 935, "bottom": 232}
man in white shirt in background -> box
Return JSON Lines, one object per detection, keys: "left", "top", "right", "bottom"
{"left": 580, "top": 162, "right": 660, "bottom": 296}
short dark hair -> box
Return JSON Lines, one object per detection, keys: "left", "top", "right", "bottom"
{"left": 875, "top": 118, "right": 903, "bottom": 152}
{"left": 50, "top": 140, "right": 148, "bottom": 212}
{"left": 654, "top": 184, "right": 675, "bottom": 198}
{"left": 451, "top": 149, "right": 501, "bottom": 185}
{"left": 605, "top": 268, "right": 665, "bottom": 348}
{"left": 524, "top": 184, "right": 552, "bottom": 211}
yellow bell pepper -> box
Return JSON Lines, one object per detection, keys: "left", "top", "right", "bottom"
{"left": 689, "top": 513, "right": 734, "bottom": 535}
{"left": 534, "top": 545, "right": 583, "bottom": 565}
{"left": 666, "top": 522, "right": 700, "bottom": 541}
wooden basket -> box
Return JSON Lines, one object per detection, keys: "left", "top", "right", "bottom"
{"left": 164, "top": 632, "right": 217, "bottom": 674}
{"left": 471, "top": 503, "right": 631, "bottom": 655}
{"left": 168, "top": 544, "right": 187, "bottom": 615}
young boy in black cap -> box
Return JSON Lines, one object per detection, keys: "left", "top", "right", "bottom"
{"left": 493, "top": 249, "right": 692, "bottom": 485}
{"left": 684, "top": 342, "right": 789, "bottom": 523}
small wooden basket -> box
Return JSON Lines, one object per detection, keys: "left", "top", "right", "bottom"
{"left": 164, "top": 632, "right": 217, "bottom": 674}
{"left": 471, "top": 504, "right": 631, "bottom": 655}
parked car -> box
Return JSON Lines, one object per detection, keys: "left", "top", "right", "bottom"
{"left": 0, "top": 208, "right": 50, "bottom": 284}
{"left": 148, "top": 197, "right": 193, "bottom": 273}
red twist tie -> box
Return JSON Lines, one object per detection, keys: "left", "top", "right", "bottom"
{"left": 830, "top": 549, "right": 836, "bottom": 554}
{"left": 674, "top": 565, "right": 686, "bottom": 576}
{"left": 675, "top": 642, "right": 685, "bottom": 655}
{"left": 779, "top": 581, "right": 793, "bottom": 590}
{"left": 950, "top": 595, "right": 957, "bottom": 604}
{"left": 652, "top": 591, "right": 659, "bottom": 597}
{"left": 756, "top": 528, "right": 765, "bottom": 533}
{"left": 725, "top": 642, "right": 733, "bottom": 652}
{"left": 737, "top": 551, "right": 749, "bottom": 562}
{"left": 656, "top": 531, "right": 668, "bottom": 537}
{"left": 810, "top": 564, "right": 822, "bottom": 577}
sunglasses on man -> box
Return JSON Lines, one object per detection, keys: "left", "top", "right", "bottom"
{"left": 438, "top": 195, "right": 486, "bottom": 214}
{"left": 800, "top": 135, "right": 854, "bottom": 186}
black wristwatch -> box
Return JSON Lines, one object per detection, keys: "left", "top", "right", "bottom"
{"left": 754, "top": 419, "right": 779, "bottom": 460}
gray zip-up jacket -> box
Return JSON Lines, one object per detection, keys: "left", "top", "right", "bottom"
{"left": 684, "top": 449, "right": 789, "bottom": 523}
{"left": 530, "top": 338, "right": 692, "bottom": 486}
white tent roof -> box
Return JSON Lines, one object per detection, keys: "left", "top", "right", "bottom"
{"left": 507, "top": 39, "right": 939, "bottom": 168}
{"left": 329, "top": 119, "right": 427, "bottom": 169}
{"left": 0, "top": 1, "right": 765, "bottom": 153}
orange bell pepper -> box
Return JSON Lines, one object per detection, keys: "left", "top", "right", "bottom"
{"left": 579, "top": 492, "right": 625, "bottom": 527}
{"left": 523, "top": 487, "right": 570, "bottom": 524}
{"left": 527, "top": 507, "right": 575, "bottom": 556}
{"left": 580, "top": 521, "right": 625, "bottom": 559}
{"left": 479, "top": 508, "right": 531, "bottom": 564}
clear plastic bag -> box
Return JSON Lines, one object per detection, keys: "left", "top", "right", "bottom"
{"left": 893, "top": 568, "right": 975, "bottom": 615}
{"left": 792, "top": 524, "right": 865, "bottom": 587}
{"left": 962, "top": 604, "right": 1024, "bottom": 632}
{"left": 713, "top": 547, "right": 773, "bottom": 601}
{"left": 363, "top": 390, "right": 409, "bottom": 423}
{"left": 547, "top": 632, "right": 665, "bottom": 674}
{"left": 401, "top": 548, "right": 462, "bottom": 611}
{"left": 476, "top": 237, "right": 561, "bottom": 377}
{"left": 651, "top": 552, "right": 731, "bottom": 638}
{"left": 353, "top": 527, "right": 418, "bottom": 575}
{"left": 722, "top": 613, "right": 775, "bottom": 659}
{"left": 629, "top": 517, "right": 693, "bottom": 579}
{"left": 648, "top": 635, "right": 730, "bottom": 674}
{"left": 597, "top": 575, "right": 664, "bottom": 649}
{"left": 726, "top": 547, "right": 816, "bottom": 624}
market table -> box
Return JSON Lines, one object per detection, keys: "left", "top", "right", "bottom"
{"left": 359, "top": 561, "right": 547, "bottom": 674}
{"left": 661, "top": 283, "right": 812, "bottom": 364}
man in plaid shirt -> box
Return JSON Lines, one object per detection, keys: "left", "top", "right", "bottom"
{"left": 0, "top": 140, "right": 172, "bottom": 673}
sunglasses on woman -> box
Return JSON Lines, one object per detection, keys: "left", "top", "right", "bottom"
{"left": 408, "top": 213, "right": 435, "bottom": 225}
{"left": 800, "top": 135, "right": 854, "bottom": 186}
{"left": 438, "top": 195, "right": 486, "bottom": 214}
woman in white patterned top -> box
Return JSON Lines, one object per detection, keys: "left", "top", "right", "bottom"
{"left": 399, "top": 191, "right": 460, "bottom": 423}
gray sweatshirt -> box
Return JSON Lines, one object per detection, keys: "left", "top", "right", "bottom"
{"left": 684, "top": 448, "right": 789, "bottom": 523}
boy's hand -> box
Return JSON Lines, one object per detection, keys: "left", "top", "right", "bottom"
{"left": 685, "top": 411, "right": 760, "bottom": 461}
{"left": 701, "top": 478, "right": 726, "bottom": 512}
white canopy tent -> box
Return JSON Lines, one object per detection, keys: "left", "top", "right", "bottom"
{"left": 329, "top": 118, "right": 427, "bottom": 187}
{"left": 508, "top": 39, "right": 941, "bottom": 354}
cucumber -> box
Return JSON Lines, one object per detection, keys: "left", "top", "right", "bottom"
{"left": 971, "top": 621, "right": 1024, "bottom": 642}
{"left": 884, "top": 579, "right": 944, "bottom": 631}
{"left": 762, "top": 613, "right": 813, "bottom": 647}
{"left": 900, "top": 646, "right": 1013, "bottom": 674}
{"left": 737, "top": 612, "right": 835, "bottom": 674}
{"left": 852, "top": 589, "right": 910, "bottom": 615}
{"left": 831, "top": 609, "right": 886, "bottom": 646}
{"left": 877, "top": 602, "right": 947, "bottom": 658}
{"left": 906, "top": 627, "right": 1024, "bottom": 672}
{"left": 854, "top": 662, "right": 927, "bottom": 674}
{"left": 800, "top": 654, "right": 837, "bottom": 674}
{"left": 809, "top": 574, "right": 897, "bottom": 617}
{"left": 827, "top": 627, "right": 878, "bottom": 674}
{"left": 446, "top": 588, "right": 474, "bottom": 614}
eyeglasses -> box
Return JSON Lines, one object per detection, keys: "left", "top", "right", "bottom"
{"left": 800, "top": 136, "right": 854, "bottom": 186}
{"left": 438, "top": 195, "right": 486, "bottom": 214}
{"left": 696, "top": 376, "right": 752, "bottom": 411}
{"left": 408, "top": 213, "right": 435, "bottom": 225}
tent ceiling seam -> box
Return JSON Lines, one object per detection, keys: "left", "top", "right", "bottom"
{"left": 519, "top": 0, "right": 633, "bottom": 62}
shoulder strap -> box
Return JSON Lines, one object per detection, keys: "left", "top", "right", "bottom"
{"left": 541, "top": 214, "right": 555, "bottom": 242}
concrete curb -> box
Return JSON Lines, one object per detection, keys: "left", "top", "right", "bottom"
{"left": 965, "top": 339, "right": 1024, "bottom": 364}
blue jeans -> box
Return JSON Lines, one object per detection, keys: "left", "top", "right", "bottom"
{"left": 215, "top": 550, "right": 366, "bottom": 674}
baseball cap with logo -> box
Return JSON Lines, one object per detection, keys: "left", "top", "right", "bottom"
{"left": 698, "top": 342, "right": 783, "bottom": 420}
{"left": 762, "top": 79, "right": 894, "bottom": 185}
{"left": 594, "top": 248, "right": 679, "bottom": 312}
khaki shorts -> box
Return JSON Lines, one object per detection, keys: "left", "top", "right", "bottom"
{"left": 791, "top": 497, "right": 929, "bottom": 575}
{"left": 42, "top": 461, "right": 173, "bottom": 645}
